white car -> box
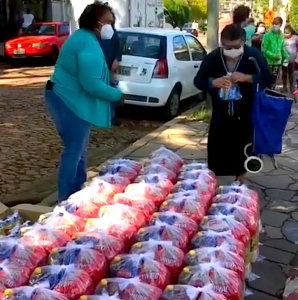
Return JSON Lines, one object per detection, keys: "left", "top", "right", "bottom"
{"left": 116, "top": 27, "right": 207, "bottom": 118}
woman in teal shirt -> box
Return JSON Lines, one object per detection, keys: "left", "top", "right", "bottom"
{"left": 44, "top": 1, "right": 122, "bottom": 202}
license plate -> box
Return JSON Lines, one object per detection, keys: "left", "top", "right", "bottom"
{"left": 14, "top": 49, "right": 25, "bottom": 55}
{"left": 118, "top": 67, "right": 131, "bottom": 76}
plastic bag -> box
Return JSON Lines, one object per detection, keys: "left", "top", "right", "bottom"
{"left": 108, "top": 159, "right": 142, "bottom": 173}
{"left": 149, "top": 147, "right": 184, "bottom": 169}
{"left": 39, "top": 207, "right": 85, "bottom": 237}
{"left": 136, "top": 174, "right": 174, "bottom": 195}
{"left": 79, "top": 293, "right": 121, "bottom": 300}
{"left": 0, "top": 237, "right": 47, "bottom": 271}
{"left": 159, "top": 197, "right": 207, "bottom": 224}
{"left": 161, "top": 284, "right": 228, "bottom": 300}
{"left": 136, "top": 222, "right": 189, "bottom": 251}
{"left": 0, "top": 213, "right": 22, "bottom": 236}
{"left": 167, "top": 191, "right": 199, "bottom": 202}
{"left": 150, "top": 212, "right": 198, "bottom": 239}
{"left": 49, "top": 243, "right": 108, "bottom": 282}
{"left": 178, "top": 262, "right": 243, "bottom": 300}
{"left": 3, "top": 286, "right": 69, "bottom": 300}
{"left": 216, "top": 184, "right": 258, "bottom": 203}
{"left": 145, "top": 157, "right": 181, "bottom": 175}
{"left": 30, "top": 264, "right": 94, "bottom": 300}
{"left": 125, "top": 183, "right": 168, "bottom": 205}
{"left": 85, "top": 219, "right": 137, "bottom": 247}
{"left": 7, "top": 221, "right": 31, "bottom": 239}
{"left": 98, "top": 204, "right": 146, "bottom": 229}
{"left": 110, "top": 253, "right": 171, "bottom": 289}
{"left": 72, "top": 231, "right": 126, "bottom": 262}
{"left": 184, "top": 243, "right": 245, "bottom": 280}
{"left": 113, "top": 193, "right": 157, "bottom": 219}
{"left": 142, "top": 164, "right": 177, "bottom": 183}
{"left": 99, "top": 164, "right": 138, "bottom": 182}
{"left": 20, "top": 224, "right": 70, "bottom": 253}
{"left": 130, "top": 240, "right": 185, "bottom": 282}
{"left": 95, "top": 277, "right": 162, "bottom": 300}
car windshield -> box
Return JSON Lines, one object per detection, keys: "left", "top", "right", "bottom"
{"left": 23, "top": 24, "right": 56, "bottom": 36}
{"left": 118, "top": 32, "right": 166, "bottom": 59}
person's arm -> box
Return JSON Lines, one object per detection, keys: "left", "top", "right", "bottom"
{"left": 281, "top": 39, "right": 290, "bottom": 62}
{"left": 78, "top": 48, "right": 122, "bottom": 102}
{"left": 261, "top": 33, "right": 275, "bottom": 60}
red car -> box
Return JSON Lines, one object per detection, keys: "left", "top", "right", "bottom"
{"left": 5, "top": 22, "right": 69, "bottom": 63}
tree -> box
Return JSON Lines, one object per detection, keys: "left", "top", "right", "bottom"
{"left": 290, "top": 0, "right": 298, "bottom": 29}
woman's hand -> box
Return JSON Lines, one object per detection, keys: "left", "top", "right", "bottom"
{"left": 212, "top": 77, "right": 231, "bottom": 89}
{"left": 231, "top": 72, "right": 252, "bottom": 83}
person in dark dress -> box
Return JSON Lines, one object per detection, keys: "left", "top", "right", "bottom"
{"left": 252, "top": 22, "right": 266, "bottom": 51}
{"left": 194, "top": 24, "right": 273, "bottom": 183}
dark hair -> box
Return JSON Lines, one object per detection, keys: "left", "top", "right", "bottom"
{"left": 273, "top": 17, "right": 283, "bottom": 25}
{"left": 255, "top": 21, "right": 265, "bottom": 33}
{"left": 284, "top": 24, "right": 295, "bottom": 34}
{"left": 26, "top": 8, "right": 31, "bottom": 14}
{"left": 233, "top": 5, "right": 250, "bottom": 25}
{"left": 79, "top": 1, "right": 112, "bottom": 31}
{"left": 221, "top": 24, "right": 245, "bottom": 41}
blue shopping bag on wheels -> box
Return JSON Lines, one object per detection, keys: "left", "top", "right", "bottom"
{"left": 251, "top": 89, "right": 293, "bottom": 155}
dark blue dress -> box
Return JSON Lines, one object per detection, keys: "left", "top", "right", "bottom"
{"left": 194, "top": 45, "right": 274, "bottom": 176}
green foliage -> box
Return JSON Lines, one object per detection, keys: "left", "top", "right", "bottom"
{"left": 252, "top": 0, "right": 269, "bottom": 22}
{"left": 164, "top": 0, "right": 207, "bottom": 28}
{"left": 290, "top": 0, "right": 298, "bottom": 30}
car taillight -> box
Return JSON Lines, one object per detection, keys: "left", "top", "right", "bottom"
{"left": 153, "top": 59, "right": 168, "bottom": 79}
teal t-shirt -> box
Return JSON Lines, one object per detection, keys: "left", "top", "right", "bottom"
{"left": 244, "top": 25, "right": 256, "bottom": 46}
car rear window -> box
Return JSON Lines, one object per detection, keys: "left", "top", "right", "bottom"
{"left": 118, "top": 32, "right": 166, "bottom": 59}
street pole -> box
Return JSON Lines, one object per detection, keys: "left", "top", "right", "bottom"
{"left": 207, "top": 0, "right": 219, "bottom": 51}
{"left": 269, "top": 0, "right": 274, "bottom": 9}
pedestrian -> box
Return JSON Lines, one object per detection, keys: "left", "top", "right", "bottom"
{"left": 22, "top": 9, "right": 34, "bottom": 31}
{"left": 252, "top": 22, "right": 266, "bottom": 51}
{"left": 232, "top": 5, "right": 254, "bottom": 46}
{"left": 282, "top": 25, "right": 298, "bottom": 92}
{"left": 99, "top": 4, "right": 122, "bottom": 126}
{"left": 44, "top": 1, "right": 123, "bottom": 202}
{"left": 262, "top": 17, "right": 289, "bottom": 89}
{"left": 193, "top": 24, "right": 273, "bottom": 184}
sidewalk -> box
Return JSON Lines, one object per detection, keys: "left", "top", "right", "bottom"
{"left": 40, "top": 102, "right": 298, "bottom": 299}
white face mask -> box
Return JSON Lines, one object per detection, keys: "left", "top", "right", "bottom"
{"left": 272, "top": 25, "right": 281, "bottom": 32}
{"left": 99, "top": 23, "right": 114, "bottom": 40}
{"left": 257, "top": 27, "right": 266, "bottom": 34}
{"left": 223, "top": 46, "right": 244, "bottom": 59}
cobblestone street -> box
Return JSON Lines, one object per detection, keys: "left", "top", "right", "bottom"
{"left": 0, "top": 66, "right": 163, "bottom": 203}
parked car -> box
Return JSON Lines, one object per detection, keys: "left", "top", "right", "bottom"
{"left": 4, "top": 22, "right": 69, "bottom": 64}
{"left": 116, "top": 28, "right": 207, "bottom": 118}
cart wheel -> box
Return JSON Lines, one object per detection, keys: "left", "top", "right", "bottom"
{"left": 244, "top": 143, "right": 253, "bottom": 158}
{"left": 244, "top": 156, "right": 264, "bottom": 174}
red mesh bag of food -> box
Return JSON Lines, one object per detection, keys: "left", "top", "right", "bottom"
{"left": 216, "top": 184, "right": 258, "bottom": 203}
{"left": 130, "top": 240, "right": 185, "bottom": 282}
{"left": 30, "top": 264, "right": 94, "bottom": 300}
{"left": 159, "top": 197, "right": 207, "bottom": 224}
{"left": 3, "top": 286, "right": 69, "bottom": 300}
{"left": 136, "top": 174, "right": 174, "bottom": 195}
{"left": 162, "top": 284, "right": 228, "bottom": 300}
{"left": 184, "top": 243, "right": 245, "bottom": 280}
{"left": 136, "top": 222, "right": 189, "bottom": 252}
{"left": 99, "top": 164, "right": 138, "bottom": 183}
{"left": 0, "top": 237, "right": 47, "bottom": 272}
{"left": 79, "top": 294, "right": 121, "bottom": 300}
{"left": 110, "top": 253, "right": 171, "bottom": 289}
{"left": 182, "top": 163, "right": 209, "bottom": 172}
{"left": 0, "top": 259, "right": 32, "bottom": 288}
{"left": 59, "top": 196, "right": 100, "bottom": 221}
{"left": 85, "top": 219, "right": 137, "bottom": 247}
{"left": 48, "top": 243, "right": 108, "bottom": 282}
{"left": 191, "top": 230, "right": 246, "bottom": 261}
{"left": 95, "top": 277, "right": 162, "bottom": 300}
{"left": 150, "top": 212, "right": 198, "bottom": 239}
{"left": 98, "top": 204, "right": 146, "bottom": 229}
{"left": 142, "top": 164, "right": 178, "bottom": 183}
{"left": 67, "top": 187, "right": 113, "bottom": 209}
{"left": 20, "top": 224, "right": 70, "bottom": 253}
{"left": 149, "top": 147, "right": 184, "bottom": 169}
{"left": 38, "top": 207, "right": 85, "bottom": 237}
{"left": 179, "top": 262, "right": 243, "bottom": 300}
{"left": 125, "top": 183, "right": 167, "bottom": 206}
{"left": 113, "top": 193, "right": 157, "bottom": 219}
{"left": 72, "top": 231, "right": 126, "bottom": 262}
{"left": 146, "top": 157, "right": 181, "bottom": 175}
{"left": 108, "top": 159, "right": 142, "bottom": 173}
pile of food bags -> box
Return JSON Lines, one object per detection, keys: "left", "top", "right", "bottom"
{"left": 0, "top": 147, "right": 261, "bottom": 300}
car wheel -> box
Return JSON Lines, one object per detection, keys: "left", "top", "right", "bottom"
{"left": 49, "top": 47, "right": 59, "bottom": 65}
{"left": 164, "top": 88, "right": 180, "bottom": 120}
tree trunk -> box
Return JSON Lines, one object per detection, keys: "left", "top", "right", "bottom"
{"left": 207, "top": 0, "right": 219, "bottom": 51}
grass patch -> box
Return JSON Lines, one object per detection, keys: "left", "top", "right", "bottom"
{"left": 185, "top": 105, "right": 212, "bottom": 122}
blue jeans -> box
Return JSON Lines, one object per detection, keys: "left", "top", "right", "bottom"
{"left": 44, "top": 90, "right": 91, "bottom": 202}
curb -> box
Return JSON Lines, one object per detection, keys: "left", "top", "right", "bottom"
{"left": 40, "top": 101, "right": 207, "bottom": 207}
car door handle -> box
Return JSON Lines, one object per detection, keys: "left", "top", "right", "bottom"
{"left": 194, "top": 65, "right": 199, "bottom": 68}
